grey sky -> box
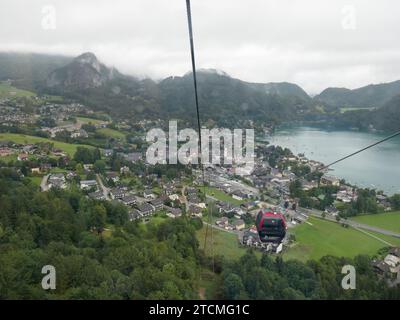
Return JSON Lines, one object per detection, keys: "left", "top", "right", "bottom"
{"left": 0, "top": 0, "right": 399, "bottom": 94}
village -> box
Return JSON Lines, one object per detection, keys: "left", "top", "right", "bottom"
{"left": 0, "top": 94, "right": 399, "bottom": 283}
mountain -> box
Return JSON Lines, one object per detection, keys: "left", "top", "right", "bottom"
{"left": 0, "top": 52, "right": 314, "bottom": 126}
{"left": 315, "top": 80, "right": 400, "bottom": 109}
{"left": 40, "top": 53, "right": 312, "bottom": 125}
{"left": 158, "top": 70, "right": 311, "bottom": 126}
{"left": 370, "top": 94, "right": 400, "bottom": 130}
{"left": 253, "top": 82, "right": 310, "bottom": 101}
{"left": 0, "top": 52, "right": 72, "bottom": 89}
{"left": 2, "top": 51, "right": 399, "bottom": 130}
{"left": 47, "top": 52, "right": 119, "bottom": 90}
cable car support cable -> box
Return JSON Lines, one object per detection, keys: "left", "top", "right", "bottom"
{"left": 185, "top": 0, "right": 214, "bottom": 272}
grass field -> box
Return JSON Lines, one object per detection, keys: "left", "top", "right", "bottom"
{"left": 340, "top": 107, "right": 375, "bottom": 113}
{"left": 197, "top": 269, "right": 221, "bottom": 299}
{"left": 350, "top": 211, "right": 400, "bottom": 234}
{"left": 0, "top": 154, "right": 17, "bottom": 162}
{"left": 204, "top": 187, "right": 246, "bottom": 206}
{"left": 196, "top": 212, "right": 400, "bottom": 261}
{"left": 0, "top": 83, "right": 35, "bottom": 98}
{"left": 96, "top": 128, "right": 126, "bottom": 139}
{"left": 50, "top": 168, "right": 69, "bottom": 174}
{"left": 76, "top": 116, "right": 106, "bottom": 125}
{"left": 137, "top": 213, "right": 168, "bottom": 232}
{"left": 0, "top": 133, "right": 94, "bottom": 157}
{"left": 29, "top": 176, "right": 43, "bottom": 187}
{"left": 283, "top": 216, "right": 400, "bottom": 262}
{"left": 196, "top": 225, "right": 260, "bottom": 260}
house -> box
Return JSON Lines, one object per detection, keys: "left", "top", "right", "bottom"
{"left": 336, "top": 189, "right": 356, "bottom": 203}
{"left": 217, "top": 201, "right": 234, "bottom": 215}
{"left": 282, "top": 170, "right": 296, "bottom": 180}
{"left": 241, "top": 230, "right": 262, "bottom": 247}
{"left": 162, "top": 183, "right": 176, "bottom": 195}
{"left": 252, "top": 178, "right": 269, "bottom": 189}
{"left": 376, "top": 194, "right": 387, "bottom": 202}
{"left": 165, "top": 206, "right": 182, "bottom": 218}
{"left": 216, "top": 216, "right": 229, "bottom": 227}
{"left": 241, "top": 201, "right": 255, "bottom": 211}
{"left": 186, "top": 187, "right": 198, "bottom": 196}
{"left": 80, "top": 180, "right": 98, "bottom": 190}
{"left": 0, "top": 147, "right": 13, "bottom": 157}
{"left": 187, "top": 194, "right": 201, "bottom": 204}
{"left": 143, "top": 189, "right": 156, "bottom": 199}
{"left": 110, "top": 188, "right": 126, "bottom": 200}
{"left": 150, "top": 198, "right": 164, "bottom": 210}
{"left": 52, "top": 149, "right": 67, "bottom": 157}
{"left": 31, "top": 167, "right": 41, "bottom": 174}
{"left": 233, "top": 219, "right": 245, "bottom": 230}
{"left": 121, "top": 194, "right": 137, "bottom": 206}
{"left": 384, "top": 254, "right": 400, "bottom": 273}
{"left": 372, "top": 251, "right": 400, "bottom": 281}
{"left": 48, "top": 173, "right": 67, "bottom": 189}
{"left": 321, "top": 175, "right": 340, "bottom": 187}
{"left": 123, "top": 152, "right": 142, "bottom": 163}
{"left": 372, "top": 259, "right": 391, "bottom": 275}
{"left": 22, "top": 144, "right": 35, "bottom": 153}
{"left": 120, "top": 166, "right": 130, "bottom": 174}
{"left": 232, "top": 207, "right": 246, "bottom": 219}
{"left": 270, "top": 168, "right": 282, "bottom": 178}
{"left": 83, "top": 164, "right": 93, "bottom": 171}
{"left": 66, "top": 171, "right": 77, "bottom": 180}
{"left": 106, "top": 172, "right": 120, "bottom": 183}
{"left": 17, "top": 153, "right": 28, "bottom": 161}
{"left": 188, "top": 204, "right": 203, "bottom": 217}
{"left": 389, "top": 247, "right": 400, "bottom": 258}
{"left": 168, "top": 194, "right": 180, "bottom": 202}
{"left": 71, "top": 129, "right": 88, "bottom": 138}
{"left": 325, "top": 205, "right": 339, "bottom": 216}
{"left": 251, "top": 166, "right": 271, "bottom": 177}
{"left": 89, "top": 190, "right": 105, "bottom": 200}
{"left": 136, "top": 202, "right": 155, "bottom": 216}
{"left": 231, "top": 190, "right": 247, "bottom": 201}
{"left": 40, "top": 163, "right": 52, "bottom": 172}
{"left": 128, "top": 210, "right": 142, "bottom": 221}
{"left": 301, "top": 179, "right": 318, "bottom": 191}
{"left": 293, "top": 214, "right": 307, "bottom": 224}
{"left": 102, "top": 149, "right": 113, "bottom": 157}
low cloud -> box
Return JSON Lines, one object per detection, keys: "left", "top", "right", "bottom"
{"left": 0, "top": 0, "right": 399, "bottom": 93}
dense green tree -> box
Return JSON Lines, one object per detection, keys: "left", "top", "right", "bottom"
{"left": 93, "top": 160, "right": 106, "bottom": 174}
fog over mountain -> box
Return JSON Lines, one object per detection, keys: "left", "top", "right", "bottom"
{"left": 1, "top": 0, "right": 400, "bottom": 93}
{"left": 2, "top": 50, "right": 400, "bottom": 131}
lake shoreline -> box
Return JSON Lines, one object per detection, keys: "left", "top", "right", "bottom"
{"left": 261, "top": 125, "right": 400, "bottom": 195}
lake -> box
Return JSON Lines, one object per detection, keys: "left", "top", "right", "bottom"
{"left": 266, "top": 126, "right": 400, "bottom": 195}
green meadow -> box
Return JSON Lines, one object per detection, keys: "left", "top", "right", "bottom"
{"left": 0, "top": 133, "right": 94, "bottom": 157}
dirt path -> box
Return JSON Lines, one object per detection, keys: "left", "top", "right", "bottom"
{"left": 198, "top": 287, "right": 206, "bottom": 300}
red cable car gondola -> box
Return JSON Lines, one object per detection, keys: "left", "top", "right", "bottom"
{"left": 256, "top": 210, "right": 287, "bottom": 242}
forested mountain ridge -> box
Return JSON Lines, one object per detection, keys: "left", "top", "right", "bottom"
{"left": 327, "top": 94, "right": 400, "bottom": 131}
{"left": 158, "top": 70, "right": 311, "bottom": 126}
{"left": 1, "top": 51, "right": 400, "bottom": 130}
{"left": 0, "top": 52, "right": 313, "bottom": 127}
{"left": 0, "top": 52, "right": 72, "bottom": 89}
{"left": 315, "top": 80, "right": 400, "bottom": 109}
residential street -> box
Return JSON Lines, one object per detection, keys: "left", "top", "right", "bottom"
{"left": 96, "top": 174, "right": 110, "bottom": 200}
{"left": 40, "top": 174, "right": 50, "bottom": 192}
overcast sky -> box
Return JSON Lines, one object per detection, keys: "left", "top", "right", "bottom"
{"left": 1, "top": 0, "right": 400, "bottom": 94}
